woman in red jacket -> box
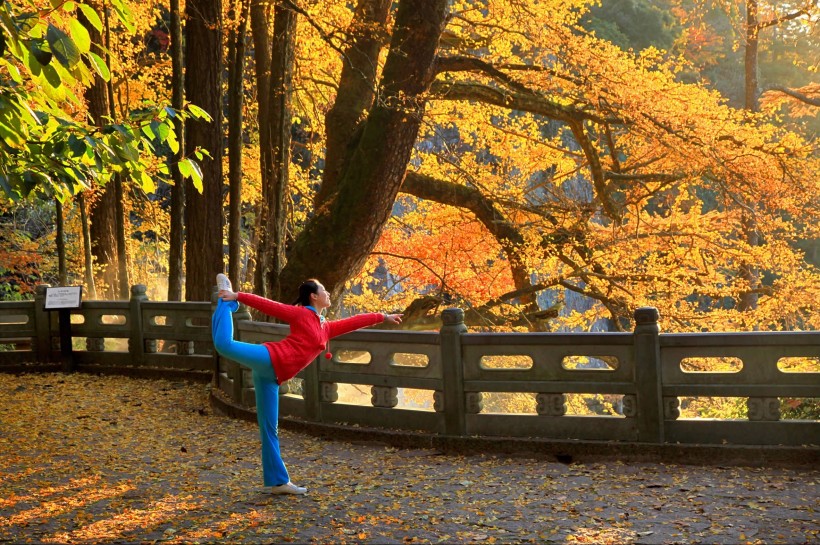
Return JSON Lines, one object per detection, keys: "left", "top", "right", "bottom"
{"left": 212, "top": 274, "right": 402, "bottom": 495}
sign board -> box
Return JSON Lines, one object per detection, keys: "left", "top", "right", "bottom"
{"left": 44, "top": 286, "right": 83, "bottom": 310}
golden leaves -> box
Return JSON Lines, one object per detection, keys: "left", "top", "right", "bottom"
{"left": 1, "top": 374, "right": 818, "bottom": 544}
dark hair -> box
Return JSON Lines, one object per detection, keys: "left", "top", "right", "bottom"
{"left": 293, "top": 279, "right": 321, "bottom": 306}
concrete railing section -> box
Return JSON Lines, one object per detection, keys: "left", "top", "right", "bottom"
{"left": 0, "top": 284, "right": 214, "bottom": 378}
{"left": 2, "top": 286, "right": 819, "bottom": 448}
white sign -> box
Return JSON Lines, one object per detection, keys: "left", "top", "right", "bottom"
{"left": 44, "top": 286, "right": 83, "bottom": 310}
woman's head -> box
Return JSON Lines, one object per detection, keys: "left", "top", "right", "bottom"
{"left": 293, "top": 279, "right": 330, "bottom": 309}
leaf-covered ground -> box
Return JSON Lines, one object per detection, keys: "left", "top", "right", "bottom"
{"left": 0, "top": 373, "right": 817, "bottom": 544}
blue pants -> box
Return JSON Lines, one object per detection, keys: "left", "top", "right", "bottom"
{"left": 212, "top": 298, "right": 290, "bottom": 486}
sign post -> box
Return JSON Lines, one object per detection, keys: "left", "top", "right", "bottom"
{"left": 44, "top": 286, "right": 83, "bottom": 372}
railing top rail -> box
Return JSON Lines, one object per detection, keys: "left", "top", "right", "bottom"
{"left": 461, "top": 332, "right": 634, "bottom": 345}
{"left": 661, "top": 331, "right": 820, "bottom": 347}
{"left": 142, "top": 301, "right": 213, "bottom": 311}
{"left": 74, "top": 301, "right": 130, "bottom": 310}
{"left": 0, "top": 301, "right": 35, "bottom": 310}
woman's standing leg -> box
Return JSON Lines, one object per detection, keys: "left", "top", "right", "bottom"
{"left": 252, "top": 373, "right": 290, "bottom": 486}
{"left": 212, "top": 298, "right": 292, "bottom": 489}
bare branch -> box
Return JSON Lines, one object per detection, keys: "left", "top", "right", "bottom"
{"left": 765, "top": 85, "right": 820, "bottom": 107}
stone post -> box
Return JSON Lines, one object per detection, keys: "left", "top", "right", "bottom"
{"left": 633, "top": 307, "right": 664, "bottom": 443}
{"left": 129, "top": 285, "right": 148, "bottom": 367}
{"left": 440, "top": 308, "right": 468, "bottom": 436}
{"left": 33, "top": 284, "right": 52, "bottom": 363}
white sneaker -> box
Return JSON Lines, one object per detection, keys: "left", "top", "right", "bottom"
{"left": 266, "top": 482, "right": 307, "bottom": 495}
{"left": 216, "top": 273, "right": 232, "bottom": 292}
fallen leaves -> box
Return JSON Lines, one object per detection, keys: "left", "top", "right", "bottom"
{"left": 0, "top": 373, "right": 818, "bottom": 544}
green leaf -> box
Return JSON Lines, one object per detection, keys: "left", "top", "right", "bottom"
{"left": 77, "top": 4, "right": 102, "bottom": 33}
{"left": 165, "top": 130, "right": 179, "bottom": 154}
{"left": 41, "top": 63, "right": 62, "bottom": 89}
{"left": 141, "top": 123, "right": 156, "bottom": 140}
{"left": 154, "top": 121, "right": 170, "bottom": 143}
{"left": 186, "top": 104, "right": 212, "bottom": 122}
{"left": 177, "top": 157, "right": 193, "bottom": 179}
{"left": 46, "top": 24, "right": 81, "bottom": 68}
{"left": 0, "top": 172, "right": 18, "bottom": 201}
{"left": 109, "top": 0, "right": 135, "bottom": 34}
{"left": 87, "top": 51, "right": 110, "bottom": 81}
{"left": 178, "top": 158, "right": 204, "bottom": 192}
{"left": 68, "top": 134, "right": 86, "bottom": 156}
{"left": 29, "top": 42, "right": 52, "bottom": 66}
{"left": 68, "top": 19, "right": 90, "bottom": 54}
{"left": 139, "top": 170, "right": 155, "bottom": 193}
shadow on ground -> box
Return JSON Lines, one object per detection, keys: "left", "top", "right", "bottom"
{"left": 1, "top": 373, "right": 817, "bottom": 544}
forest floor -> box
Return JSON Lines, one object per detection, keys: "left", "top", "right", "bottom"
{"left": 1, "top": 373, "right": 817, "bottom": 544}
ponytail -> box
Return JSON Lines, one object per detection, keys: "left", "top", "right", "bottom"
{"left": 293, "top": 279, "right": 321, "bottom": 306}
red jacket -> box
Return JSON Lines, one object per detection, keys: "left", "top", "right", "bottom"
{"left": 236, "top": 292, "right": 385, "bottom": 383}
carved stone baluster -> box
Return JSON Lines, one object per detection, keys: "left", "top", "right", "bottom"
{"left": 371, "top": 386, "right": 398, "bottom": 408}
{"left": 536, "top": 393, "right": 567, "bottom": 416}
{"left": 465, "top": 392, "right": 483, "bottom": 414}
{"left": 747, "top": 397, "right": 780, "bottom": 421}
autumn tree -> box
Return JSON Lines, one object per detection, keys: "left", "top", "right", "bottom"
{"left": 265, "top": 0, "right": 819, "bottom": 332}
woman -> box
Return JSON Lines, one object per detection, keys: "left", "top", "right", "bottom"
{"left": 211, "top": 274, "right": 402, "bottom": 494}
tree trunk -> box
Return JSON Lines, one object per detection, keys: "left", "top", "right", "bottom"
{"left": 279, "top": 0, "right": 449, "bottom": 298}
{"left": 77, "top": 193, "right": 97, "bottom": 299}
{"left": 81, "top": 9, "right": 118, "bottom": 299}
{"left": 739, "top": 0, "right": 761, "bottom": 313}
{"left": 228, "top": 0, "right": 250, "bottom": 286}
{"left": 184, "top": 0, "right": 225, "bottom": 301}
{"left": 255, "top": 4, "right": 296, "bottom": 300}
{"left": 55, "top": 199, "right": 67, "bottom": 286}
{"left": 249, "top": 0, "right": 271, "bottom": 296}
{"left": 316, "top": 0, "right": 391, "bottom": 208}
{"left": 167, "top": 0, "right": 185, "bottom": 301}
{"left": 105, "top": 9, "right": 129, "bottom": 300}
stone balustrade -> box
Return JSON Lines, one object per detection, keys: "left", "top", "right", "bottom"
{"left": 1, "top": 286, "right": 818, "bottom": 448}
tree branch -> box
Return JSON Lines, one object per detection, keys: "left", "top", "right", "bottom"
{"left": 764, "top": 85, "right": 820, "bottom": 107}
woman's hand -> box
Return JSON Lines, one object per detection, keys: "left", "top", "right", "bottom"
{"left": 219, "top": 290, "right": 238, "bottom": 301}
{"left": 383, "top": 313, "right": 403, "bottom": 325}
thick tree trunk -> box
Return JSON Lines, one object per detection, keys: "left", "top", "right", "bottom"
{"left": 316, "top": 0, "right": 391, "bottom": 208}
{"left": 184, "top": 0, "right": 225, "bottom": 301}
{"left": 249, "top": 0, "right": 271, "bottom": 296}
{"left": 167, "top": 0, "right": 185, "bottom": 301}
{"left": 82, "top": 10, "right": 118, "bottom": 299}
{"left": 279, "top": 0, "right": 449, "bottom": 298}
{"left": 227, "top": 0, "right": 250, "bottom": 285}
{"left": 255, "top": 5, "right": 296, "bottom": 300}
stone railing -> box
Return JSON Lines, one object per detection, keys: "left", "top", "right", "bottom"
{"left": 2, "top": 287, "right": 819, "bottom": 449}
{"left": 0, "top": 284, "right": 214, "bottom": 379}
{"left": 220, "top": 307, "right": 820, "bottom": 448}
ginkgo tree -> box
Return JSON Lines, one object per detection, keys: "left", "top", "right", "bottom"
{"left": 270, "top": 0, "right": 819, "bottom": 332}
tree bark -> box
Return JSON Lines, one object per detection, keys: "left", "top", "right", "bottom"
{"left": 739, "top": 0, "right": 761, "bottom": 313}
{"left": 81, "top": 8, "right": 118, "bottom": 299}
{"left": 228, "top": 0, "right": 250, "bottom": 286}
{"left": 255, "top": 4, "right": 296, "bottom": 300}
{"left": 55, "top": 199, "right": 66, "bottom": 286}
{"left": 184, "top": 0, "right": 225, "bottom": 301}
{"left": 249, "top": 0, "right": 271, "bottom": 296}
{"left": 77, "top": 193, "right": 97, "bottom": 299}
{"left": 167, "top": 0, "right": 185, "bottom": 301}
{"left": 316, "top": 0, "right": 391, "bottom": 208}
{"left": 279, "top": 0, "right": 449, "bottom": 298}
